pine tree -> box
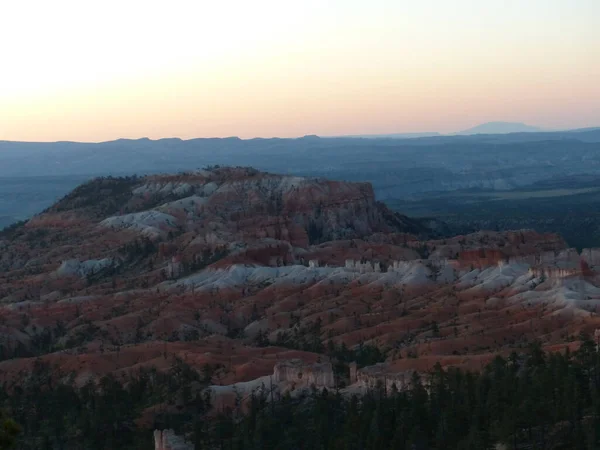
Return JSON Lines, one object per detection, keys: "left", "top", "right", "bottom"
{"left": 0, "top": 410, "right": 20, "bottom": 450}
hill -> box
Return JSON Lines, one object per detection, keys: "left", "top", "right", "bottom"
{"left": 456, "top": 121, "right": 543, "bottom": 135}
{"left": 330, "top": 132, "right": 441, "bottom": 139}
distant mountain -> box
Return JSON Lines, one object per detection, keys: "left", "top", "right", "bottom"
{"left": 456, "top": 121, "right": 543, "bottom": 135}
{"left": 329, "top": 132, "right": 441, "bottom": 139}
{"left": 565, "top": 127, "right": 600, "bottom": 133}
{"left": 2, "top": 126, "right": 600, "bottom": 233}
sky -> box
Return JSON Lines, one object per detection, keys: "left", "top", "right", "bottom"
{"left": 0, "top": 0, "right": 599, "bottom": 142}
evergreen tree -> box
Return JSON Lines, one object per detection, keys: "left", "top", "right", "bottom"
{"left": 0, "top": 410, "right": 20, "bottom": 450}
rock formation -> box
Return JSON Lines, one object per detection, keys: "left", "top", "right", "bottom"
{"left": 6, "top": 166, "right": 600, "bottom": 450}
{"left": 154, "top": 429, "right": 193, "bottom": 450}
{"left": 273, "top": 359, "right": 335, "bottom": 388}
{"left": 3, "top": 166, "right": 600, "bottom": 427}
{"left": 56, "top": 258, "right": 115, "bottom": 278}
{"left": 166, "top": 255, "right": 183, "bottom": 279}
{"left": 355, "top": 363, "right": 421, "bottom": 393}
{"left": 345, "top": 259, "right": 382, "bottom": 273}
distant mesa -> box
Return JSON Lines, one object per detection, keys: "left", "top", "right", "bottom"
{"left": 299, "top": 134, "right": 320, "bottom": 140}
{"left": 456, "top": 121, "right": 543, "bottom": 135}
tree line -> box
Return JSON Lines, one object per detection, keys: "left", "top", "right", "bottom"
{"left": 3, "top": 336, "right": 600, "bottom": 449}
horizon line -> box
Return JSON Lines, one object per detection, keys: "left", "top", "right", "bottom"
{"left": 2, "top": 125, "right": 599, "bottom": 145}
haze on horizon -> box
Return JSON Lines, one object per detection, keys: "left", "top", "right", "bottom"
{"left": 1, "top": 0, "right": 598, "bottom": 143}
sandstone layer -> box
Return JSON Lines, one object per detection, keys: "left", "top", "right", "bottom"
{"left": 1, "top": 167, "right": 600, "bottom": 428}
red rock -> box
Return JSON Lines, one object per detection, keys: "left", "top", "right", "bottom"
{"left": 1, "top": 166, "right": 597, "bottom": 411}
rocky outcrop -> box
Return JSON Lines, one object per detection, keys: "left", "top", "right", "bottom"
{"left": 153, "top": 429, "right": 193, "bottom": 450}
{"left": 205, "top": 358, "right": 424, "bottom": 407}
{"left": 355, "top": 363, "right": 423, "bottom": 393}
{"left": 5, "top": 166, "right": 600, "bottom": 427}
{"left": 528, "top": 267, "right": 579, "bottom": 280}
{"left": 345, "top": 259, "right": 381, "bottom": 273}
{"left": 582, "top": 248, "right": 600, "bottom": 268}
{"left": 56, "top": 258, "right": 115, "bottom": 278}
{"left": 95, "top": 167, "right": 432, "bottom": 250}
{"left": 100, "top": 211, "right": 178, "bottom": 237}
{"left": 204, "top": 357, "right": 334, "bottom": 412}
{"left": 166, "top": 255, "right": 183, "bottom": 279}
{"left": 273, "top": 359, "right": 335, "bottom": 388}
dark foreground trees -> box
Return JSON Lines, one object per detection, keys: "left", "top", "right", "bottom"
{"left": 0, "top": 410, "right": 20, "bottom": 450}
{"left": 207, "top": 340, "right": 600, "bottom": 450}
{"left": 3, "top": 337, "right": 600, "bottom": 449}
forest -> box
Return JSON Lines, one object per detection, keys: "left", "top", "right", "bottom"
{"left": 2, "top": 336, "right": 600, "bottom": 449}
{"left": 391, "top": 178, "right": 600, "bottom": 251}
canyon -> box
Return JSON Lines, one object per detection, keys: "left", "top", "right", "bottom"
{"left": 2, "top": 166, "right": 600, "bottom": 446}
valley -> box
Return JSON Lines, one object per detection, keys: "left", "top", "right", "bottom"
{"left": 0, "top": 175, "right": 91, "bottom": 229}
{"left": 392, "top": 177, "right": 600, "bottom": 250}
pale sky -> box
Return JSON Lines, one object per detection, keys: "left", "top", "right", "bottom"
{"left": 0, "top": 0, "right": 599, "bottom": 142}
